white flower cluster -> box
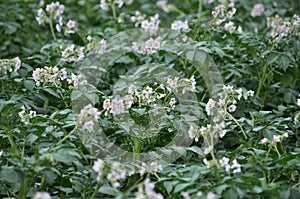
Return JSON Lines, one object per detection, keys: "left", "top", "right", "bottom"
{"left": 267, "top": 14, "right": 300, "bottom": 42}
{"left": 135, "top": 178, "right": 164, "bottom": 199}
{"left": 166, "top": 76, "right": 196, "bottom": 93}
{"left": 100, "top": 0, "right": 134, "bottom": 11}
{"left": 171, "top": 20, "right": 189, "bottom": 32}
{"left": 297, "top": 94, "right": 300, "bottom": 106}
{"left": 156, "top": 0, "right": 169, "bottom": 13}
{"left": 18, "top": 106, "right": 36, "bottom": 125}
{"left": 260, "top": 133, "right": 288, "bottom": 145}
{"left": 0, "top": 57, "right": 21, "bottom": 75}
{"left": 36, "top": 2, "right": 64, "bottom": 25}
{"left": 36, "top": 2, "right": 76, "bottom": 35}
{"left": 132, "top": 37, "right": 161, "bottom": 55}
{"left": 107, "top": 161, "right": 127, "bottom": 187}
{"left": 96, "top": 39, "right": 107, "bottom": 55}
{"left": 139, "top": 162, "right": 163, "bottom": 176}
{"left": 189, "top": 85, "right": 254, "bottom": 142}
{"left": 131, "top": 13, "right": 161, "bottom": 55}
{"left": 224, "top": 21, "right": 242, "bottom": 34}
{"left": 93, "top": 158, "right": 104, "bottom": 181}
{"left": 250, "top": 4, "right": 265, "bottom": 17}
{"left": 103, "top": 98, "right": 125, "bottom": 116}
{"left": 36, "top": 1, "right": 64, "bottom": 25}
{"left": 61, "top": 44, "right": 85, "bottom": 62}
{"left": 140, "top": 14, "right": 160, "bottom": 35}
{"left": 218, "top": 157, "right": 241, "bottom": 173}
{"left": 65, "top": 20, "right": 76, "bottom": 34}
{"left": 67, "top": 73, "right": 86, "bottom": 87}
{"left": 32, "top": 66, "right": 67, "bottom": 87}
{"left": 78, "top": 104, "right": 101, "bottom": 132}
{"left": 211, "top": 0, "right": 236, "bottom": 25}
{"left": 33, "top": 192, "right": 51, "bottom": 199}
{"left": 92, "top": 159, "right": 128, "bottom": 188}
{"left": 130, "top": 11, "right": 147, "bottom": 27}
{"left": 103, "top": 77, "right": 196, "bottom": 118}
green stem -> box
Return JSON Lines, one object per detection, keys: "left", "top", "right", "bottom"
{"left": 49, "top": 18, "right": 57, "bottom": 41}
{"left": 197, "top": 0, "right": 202, "bottom": 21}
{"left": 8, "top": 135, "right": 19, "bottom": 156}
{"left": 51, "top": 126, "right": 77, "bottom": 149}
{"left": 273, "top": 143, "right": 281, "bottom": 157}
{"left": 110, "top": 2, "right": 117, "bottom": 20}
{"left": 256, "top": 63, "right": 268, "bottom": 98}
{"left": 228, "top": 114, "right": 247, "bottom": 139}
{"left": 90, "top": 183, "right": 101, "bottom": 199}
{"left": 133, "top": 136, "right": 141, "bottom": 163}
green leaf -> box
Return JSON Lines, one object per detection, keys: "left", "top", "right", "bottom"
{"left": 43, "top": 169, "right": 57, "bottom": 184}
{"left": 223, "top": 188, "right": 238, "bottom": 199}
{"left": 99, "top": 185, "right": 119, "bottom": 196}
{"left": 43, "top": 88, "right": 61, "bottom": 98}
{"left": 173, "top": 183, "right": 191, "bottom": 193}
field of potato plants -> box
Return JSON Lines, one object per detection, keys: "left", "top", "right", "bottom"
{"left": 0, "top": 0, "right": 300, "bottom": 198}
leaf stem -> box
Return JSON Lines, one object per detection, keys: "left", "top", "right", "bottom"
{"left": 198, "top": 0, "right": 202, "bottom": 21}
{"left": 90, "top": 183, "right": 101, "bottom": 199}
{"left": 51, "top": 126, "right": 77, "bottom": 149}
{"left": 256, "top": 63, "right": 268, "bottom": 99}
{"left": 8, "top": 135, "right": 19, "bottom": 156}
{"left": 49, "top": 18, "right": 57, "bottom": 41}
{"left": 228, "top": 113, "right": 247, "bottom": 139}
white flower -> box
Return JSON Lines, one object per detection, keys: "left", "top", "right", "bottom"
{"left": 67, "top": 73, "right": 84, "bottom": 87}
{"left": 110, "top": 99, "right": 125, "bottom": 115}
{"left": 128, "top": 85, "right": 137, "bottom": 95}
{"left": 171, "top": 20, "right": 189, "bottom": 32}
{"left": 251, "top": 4, "right": 265, "bottom": 17}
{"left": 0, "top": 150, "right": 3, "bottom": 157}
{"left": 33, "top": 68, "right": 41, "bottom": 82}
{"left": 203, "top": 158, "right": 211, "bottom": 168}
{"left": 188, "top": 125, "right": 194, "bottom": 139}
{"left": 222, "top": 85, "right": 234, "bottom": 93}
{"left": 247, "top": 90, "right": 254, "bottom": 97}
{"left": 115, "top": 0, "right": 124, "bottom": 8}
{"left": 231, "top": 159, "right": 241, "bottom": 173}
{"left": 197, "top": 191, "right": 203, "bottom": 197}
{"left": 219, "top": 157, "right": 229, "bottom": 167}
{"left": 62, "top": 45, "right": 84, "bottom": 62}
{"left": 224, "top": 21, "right": 236, "bottom": 34}
{"left": 33, "top": 192, "right": 51, "bottom": 199}
{"left": 228, "top": 104, "right": 237, "bottom": 112}
{"left": 237, "top": 25, "right": 243, "bottom": 33}
{"left": 156, "top": 0, "right": 169, "bottom": 13}
{"left": 93, "top": 159, "right": 104, "bottom": 176}
{"left": 55, "top": 24, "right": 61, "bottom": 32}
{"left": 206, "top": 192, "right": 215, "bottom": 199}
{"left": 84, "top": 121, "right": 95, "bottom": 132}
{"left": 45, "top": 2, "right": 65, "bottom": 19}
{"left": 181, "top": 192, "right": 190, "bottom": 199}
{"left": 297, "top": 95, "right": 300, "bottom": 106}
{"left": 100, "top": 0, "right": 109, "bottom": 10}
{"left": 67, "top": 20, "right": 75, "bottom": 28}
{"left": 206, "top": 99, "right": 216, "bottom": 115}
{"left": 96, "top": 39, "right": 107, "bottom": 54}
{"left": 103, "top": 99, "right": 111, "bottom": 110}
{"left": 204, "top": 146, "right": 213, "bottom": 155}
{"left": 169, "top": 98, "right": 176, "bottom": 106}
{"left": 219, "top": 129, "right": 227, "bottom": 138}
{"left": 273, "top": 135, "right": 281, "bottom": 142}
{"left": 260, "top": 138, "right": 269, "bottom": 145}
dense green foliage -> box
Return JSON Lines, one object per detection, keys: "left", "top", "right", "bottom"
{"left": 0, "top": 0, "right": 300, "bottom": 198}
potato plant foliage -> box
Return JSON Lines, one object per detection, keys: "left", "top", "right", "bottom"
{"left": 0, "top": 0, "right": 300, "bottom": 198}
